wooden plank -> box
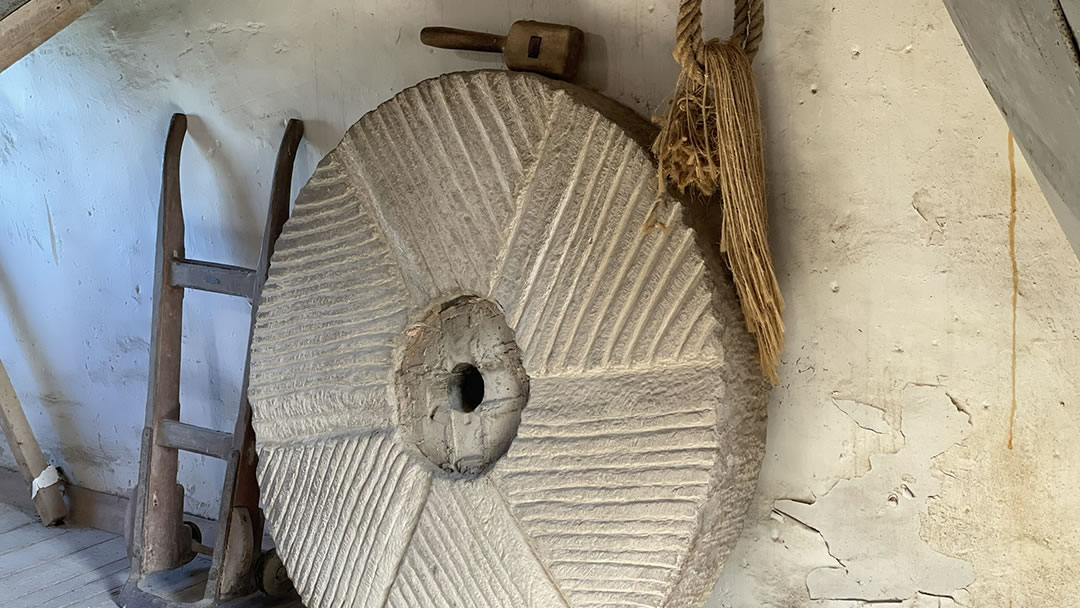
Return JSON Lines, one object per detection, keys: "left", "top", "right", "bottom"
{"left": 3, "top": 537, "right": 126, "bottom": 596}
{"left": 0, "top": 520, "right": 127, "bottom": 608}
{"left": 0, "top": 527, "right": 114, "bottom": 574}
{"left": 156, "top": 420, "right": 234, "bottom": 460}
{"left": 0, "top": 503, "right": 36, "bottom": 534}
{"left": 0, "top": 520, "right": 300, "bottom": 607}
{"left": 0, "top": 0, "right": 101, "bottom": 73}
{"left": 0, "top": 520, "right": 70, "bottom": 554}
{"left": 64, "top": 484, "right": 128, "bottom": 538}
{"left": 36, "top": 585, "right": 121, "bottom": 608}
{"left": 0, "top": 516, "right": 32, "bottom": 536}
{"left": 11, "top": 556, "right": 127, "bottom": 607}
{"left": 0, "top": 360, "right": 67, "bottom": 525}
{"left": 0, "top": 0, "right": 30, "bottom": 20}
{"left": 137, "top": 113, "right": 189, "bottom": 573}
{"left": 169, "top": 258, "right": 256, "bottom": 298}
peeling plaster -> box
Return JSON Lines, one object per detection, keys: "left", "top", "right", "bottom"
{"left": 707, "top": 0, "right": 1080, "bottom": 604}
{"left": 776, "top": 385, "right": 974, "bottom": 603}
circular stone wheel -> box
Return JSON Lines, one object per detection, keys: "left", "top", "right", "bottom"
{"left": 249, "top": 70, "right": 767, "bottom": 608}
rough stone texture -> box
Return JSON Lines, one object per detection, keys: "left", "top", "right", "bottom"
{"left": 248, "top": 71, "right": 768, "bottom": 608}
{"left": 396, "top": 295, "right": 529, "bottom": 474}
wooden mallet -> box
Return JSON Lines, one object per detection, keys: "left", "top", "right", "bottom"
{"left": 421, "top": 20, "right": 584, "bottom": 80}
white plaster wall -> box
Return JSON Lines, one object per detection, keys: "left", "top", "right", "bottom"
{"left": 0, "top": 0, "right": 1078, "bottom": 605}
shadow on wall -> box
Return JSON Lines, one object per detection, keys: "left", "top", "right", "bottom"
{"left": 182, "top": 114, "right": 264, "bottom": 263}
{"left": 581, "top": 32, "right": 610, "bottom": 92}
{"left": 0, "top": 257, "right": 84, "bottom": 478}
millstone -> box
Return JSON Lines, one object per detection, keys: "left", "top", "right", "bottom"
{"left": 249, "top": 70, "right": 767, "bottom": 608}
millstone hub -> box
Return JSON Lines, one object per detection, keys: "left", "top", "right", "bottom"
{"left": 395, "top": 295, "right": 529, "bottom": 474}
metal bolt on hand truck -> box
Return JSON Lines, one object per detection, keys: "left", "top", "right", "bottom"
{"left": 118, "top": 113, "right": 304, "bottom": 608}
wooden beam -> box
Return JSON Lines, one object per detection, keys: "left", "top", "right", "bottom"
{"left": 0, "top": 0, "right": 101, "bottom": 73}
{"left": 156, "top": 420, "right": 234, "bottom": 460}
{"left": 0, "top": 359, "right": 67, "bottom": 525}
{"left": 1, "top": 1, "right": 33, "bottom": 21}
{"left": 944, "top": 1, "right": 1080, "bottom": 259}
{"left": 64, "top": 483, "right": 128, "bottom": 538}
{"left": 170, "top": 258, "right": 257, "bottom": 299}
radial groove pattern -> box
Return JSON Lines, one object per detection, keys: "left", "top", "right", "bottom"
{"left": 250, "top": 70, "right": 767, "bottom": 608}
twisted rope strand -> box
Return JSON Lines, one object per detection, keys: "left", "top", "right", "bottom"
{"left": 656, "top": 0, "right": 783, "bottom": 382}
{"left": 675, "top": 0, "right": 765, "bottom": 73}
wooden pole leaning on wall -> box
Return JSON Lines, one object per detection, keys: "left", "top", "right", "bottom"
{"left": 0, "top": 359, "right": 67, "bottom": 525}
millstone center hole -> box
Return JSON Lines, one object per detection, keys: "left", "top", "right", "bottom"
{"left": 449, "top": 363, "right": 485, "bottom": 413}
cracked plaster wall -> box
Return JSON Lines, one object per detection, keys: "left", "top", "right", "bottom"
{"left": 708, "top": 1, "right": 1080, "bottom": 605}
{"left": 0, "top": 0, "right": 1078, "bottom": 606}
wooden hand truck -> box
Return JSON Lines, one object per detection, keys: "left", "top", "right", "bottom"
{"left": 118, "top": 114, "right": 303, "bottom": 608}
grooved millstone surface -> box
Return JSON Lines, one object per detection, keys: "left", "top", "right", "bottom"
{"left": 249, "top": 70, "right": 767, "bottom": 608}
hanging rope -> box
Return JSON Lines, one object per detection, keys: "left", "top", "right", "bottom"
{"left": 654, "top": 0, "right": 783, "bottom": 383}
{"left": 675, "top": 0, "right": 764, "bottom": 72}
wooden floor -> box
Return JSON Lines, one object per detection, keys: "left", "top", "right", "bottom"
{"left": 0, "top": 499, "right": 303, "bottom": 608}
{"left": 0, "top": 501, "right": 127, "bottom": 608}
